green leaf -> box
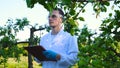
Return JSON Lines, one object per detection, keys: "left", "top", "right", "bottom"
{"left": 109, "top": 13, "right": 112, "bottom": 17}
{"left": 70, "top": 9, "right": 76, "bottom": 15}
{"left": 82, "top": 9, "right": 85, "bottom": 13}
{"left": 62, "top": 0, "right": 71, "bottom": 5}
{"left": 103, "top": 1, "right": 110, "bottom": 6}
{"left": 101, "top": 6, "right": 107, "bottom": 12}
{"left": 26, "top": 0, "right": 37, "bottom": 8}
{"left": 68, "top": 17, "right": 75, "bottom": 25}
{"left": 79, "top": 17, "right": 85, "bottom": 21}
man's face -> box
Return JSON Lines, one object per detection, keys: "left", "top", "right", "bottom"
{"left": 48, "top": 10, "right": 62, "bottom": 28}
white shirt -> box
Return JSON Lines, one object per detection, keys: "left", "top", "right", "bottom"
{"left": 39, "top": 29, "right": 79, "bottom": 68}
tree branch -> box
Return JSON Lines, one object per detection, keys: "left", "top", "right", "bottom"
{"left": 74, "top": 2, "right": 88, "bottom": 18}
{"left": 16, "top": 41, "right": 29, "bottom": 44}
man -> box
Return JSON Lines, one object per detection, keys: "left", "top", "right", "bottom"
{"left": 36, "top": 8, "right": 79, "bottom": 68}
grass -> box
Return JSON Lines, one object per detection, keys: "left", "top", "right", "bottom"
{"left": 0, "top": 56, "right": 41, "bottom": 68}
{"left": 0, "top": 56, "right": 78, "bottom": 68}
{"left": 0, "top": 43, "right": 42, "bottom": 68}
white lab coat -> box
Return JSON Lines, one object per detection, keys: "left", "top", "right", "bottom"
{"left": 39, "top": 29, "right": 79, "bottom": 68}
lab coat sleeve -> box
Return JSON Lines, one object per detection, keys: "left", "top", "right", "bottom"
{"left": 58, "top": 36, "right": 79, "bottom": 66}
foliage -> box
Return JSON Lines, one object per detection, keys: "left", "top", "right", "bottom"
{"left": 100, "top": 10, "right": 120, "bottom": 41}
{"left": 25, "top": 0, "right": 118, "bottom": 35}
{"left": 77, "top": 3, "right": 120, "bottom": 68}
{"left": 0, "top": 16, "right": 47, "bottom": 68}
{"left": 0, "top": 18, "right": 29, "bottom": 67}
{"left": 78, "top": 26, "right": 120, "bottom": 68}
{"left": 26, "top": 0, "right": 87, "bottom": 35}
{"left": 0, "top": 17, "right": 46, "bottom": 67}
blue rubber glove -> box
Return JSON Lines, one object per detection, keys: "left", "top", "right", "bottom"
{"left": 43, "top": 50, "right": 57, "bottom": 60}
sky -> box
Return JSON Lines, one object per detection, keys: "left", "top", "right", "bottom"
{"left": 0, "top": 0, "right": 117, "bottom": 41}
{"left": 0, "top": 0, "right": 49, "bottom": 26}
{"left": 0, "top": 0, "right": 49, "bottom": 41}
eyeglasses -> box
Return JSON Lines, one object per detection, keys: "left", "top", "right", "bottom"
{"left": 48, "top": 15, "right": 57, "bottom": 18}
{"left": 48, "top": 14, "right": 63, "bottom": 19}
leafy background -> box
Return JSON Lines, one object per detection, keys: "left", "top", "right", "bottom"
{"left": 0, "top": 0, "right": 120, "bottom": 68}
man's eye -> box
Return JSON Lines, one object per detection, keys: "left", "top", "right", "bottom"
{"left": 52, "top": 15, "right": 57, "bottom": 18}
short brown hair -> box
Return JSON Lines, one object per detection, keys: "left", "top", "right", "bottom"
{"left": 54, "top": 8, "right": 64, "bottom": 18}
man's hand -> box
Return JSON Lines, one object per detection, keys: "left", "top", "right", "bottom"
{"left": 43, "top": 50, "right": 58, "bottom": 60}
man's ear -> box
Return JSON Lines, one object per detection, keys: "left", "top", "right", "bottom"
{"left": 60, "top": 18, "right": 63, "bottom": 23}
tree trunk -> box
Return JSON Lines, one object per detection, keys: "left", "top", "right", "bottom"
{"left": 28, "top": 28, "right": 34, "bottom": 68}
